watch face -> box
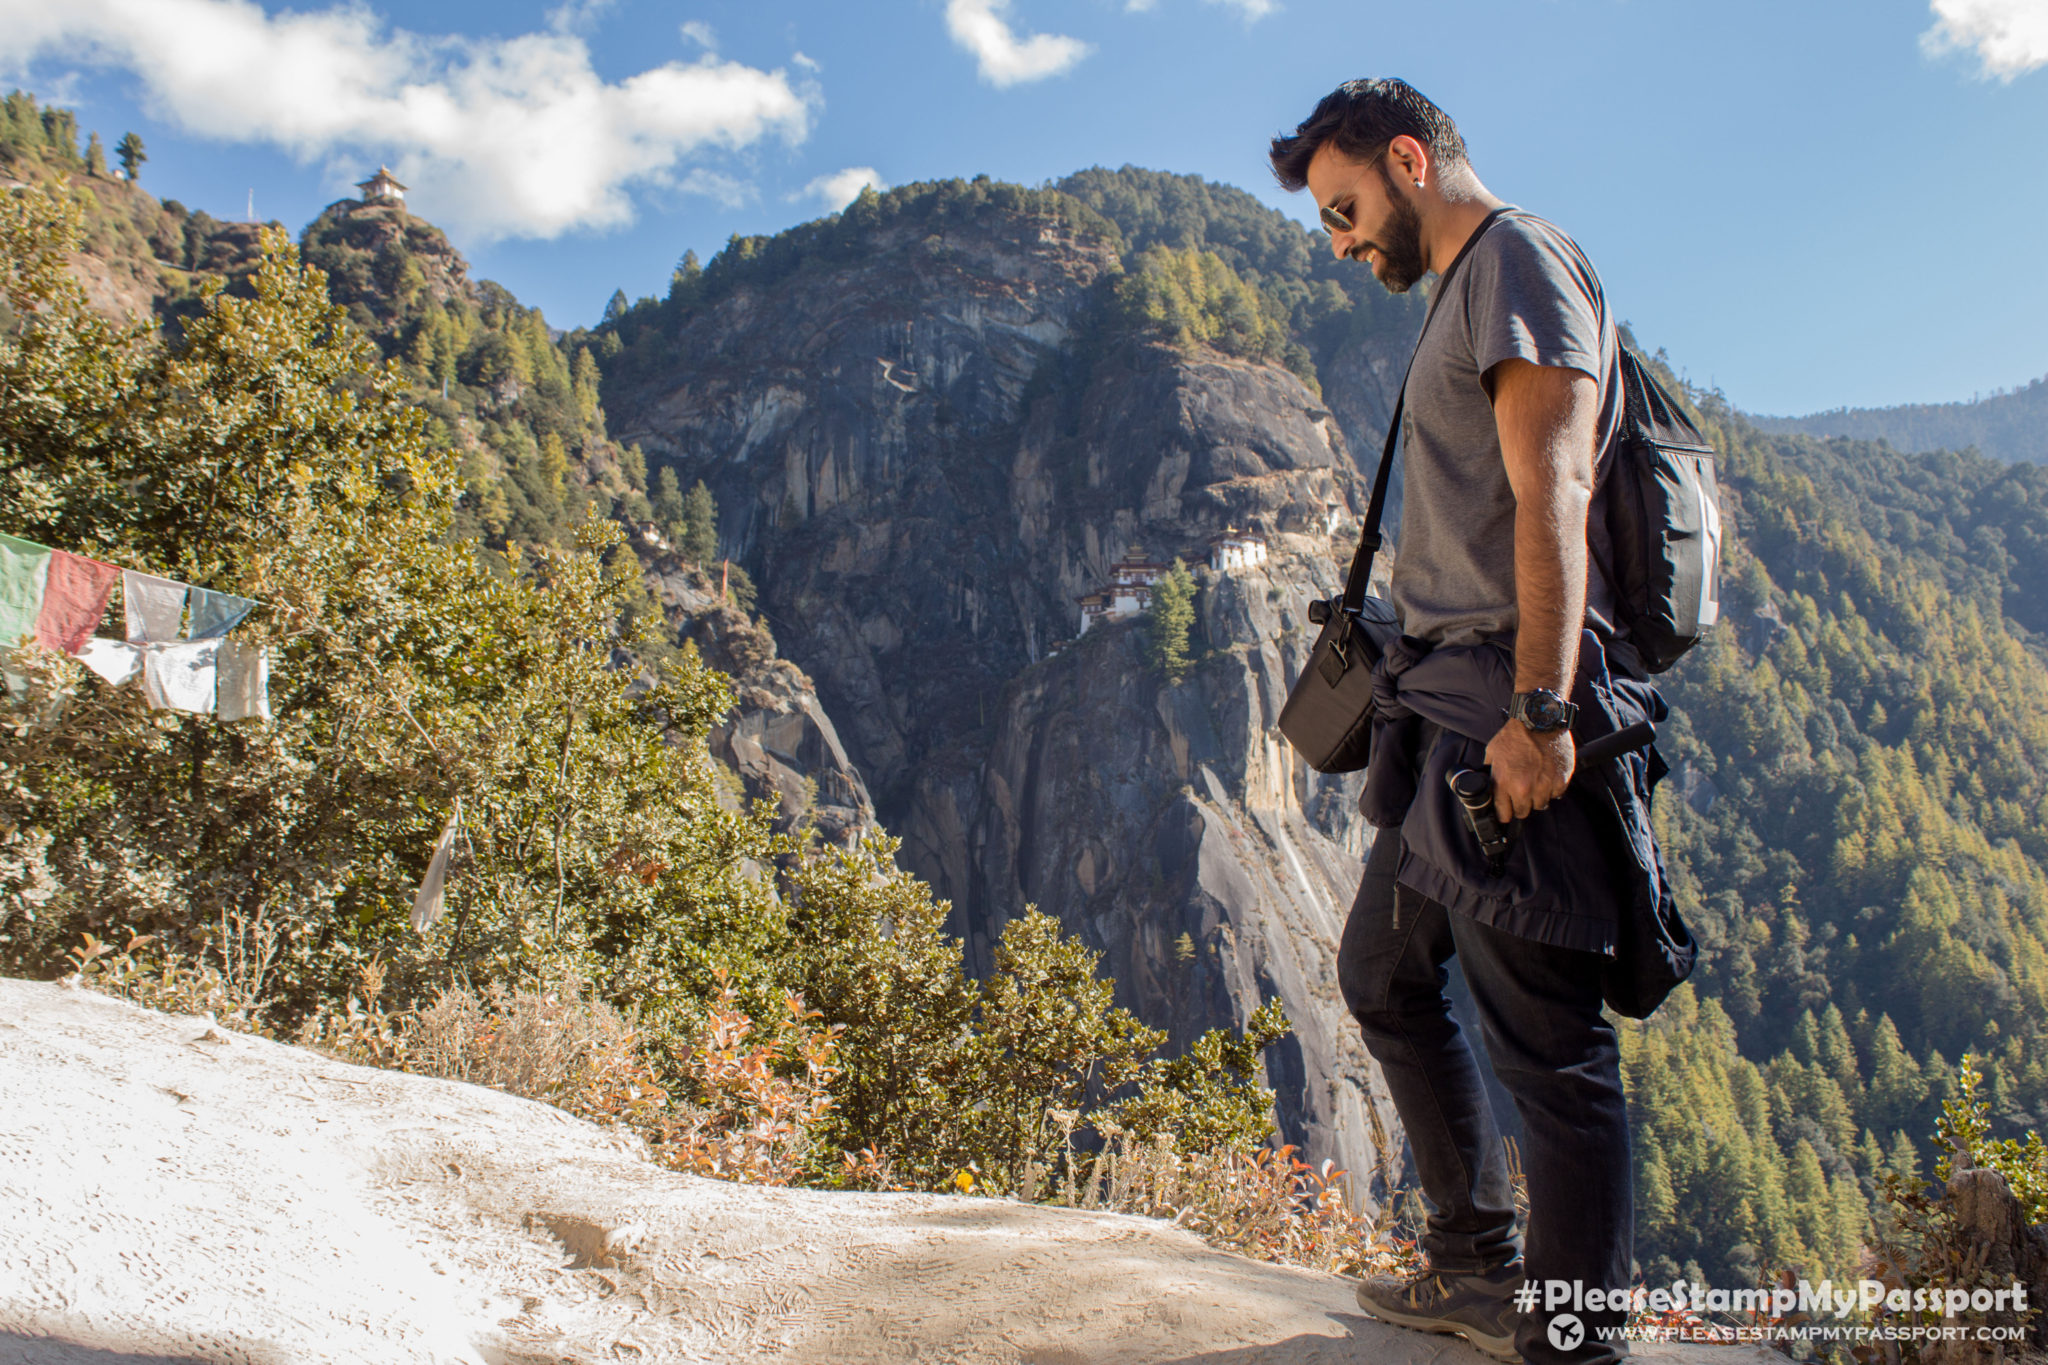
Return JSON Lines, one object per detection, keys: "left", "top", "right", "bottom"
{"left": 1520, "top": 692, "right": 1572, "bottom": 729}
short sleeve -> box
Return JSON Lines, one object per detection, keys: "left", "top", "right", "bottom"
{"left": 1464, "top": 219, "right": 1605, "bottom": 382}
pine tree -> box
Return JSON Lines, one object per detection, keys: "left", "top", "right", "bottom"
{"left": 1638, "top": 1129, "right": 1678, "bottom": 1227}
{"left": 1819, "top": 1003, "right": 1861, "bottom": 1098}
{"left": 669, "top": 248, "right": 702, "bottom": 304}
{"left": 571, "top": 347, "right": 602, "bottom": 425}
{"left": 681, "top": 480, "right": 718, "bottom": 564}
{"left": 1792, "top": 1010, "right": 1821, "bottom": 1066}
{"left": 603, "top": 288, "right": 629, "bottom": 322}
{"left": 538, "top": 432, "right": 569, "bottom": 500}
{"left": 652, "top": 466, "right": 685, "bottom": 540}
{"left": 115, "top": 131, "right": 144, "bottom": 181}
{"left": 1884, "top": 1129, "right": 1920, "bottom": 1181}
{"left": 83, "top": 131, "right": 105, "bottom": 177}
{"left": 1145, "top": 558, "right": 1196, "bottom": 683}
{"left": 618, "top": 443, "right": 647, "bottom": 493}
{"left": 1865, "top": 1014, "right": 1926, "bottom": 1137}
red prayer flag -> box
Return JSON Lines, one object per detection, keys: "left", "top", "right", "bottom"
{"left": 37, "top": 551, "right": 121, "bottom": 654}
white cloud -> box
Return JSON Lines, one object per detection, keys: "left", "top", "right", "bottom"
{"left": 0, "top": 0, "right": 814, "bottom": 240}
{"left": 797, "top": 165, "right": 886, "bottom": 211}
{"left": 1125, "top": 0, "right": 1277, "bottom": 17}
{"left": 676, "top": 168, "right": 749, "bottom": 207}
{"left": 1923, "top": 0, "right": 2048, "bottom": 79}
{"left": 546, "top": 0, "right": 614, "bottom": 35}
{"left": 944, "top": 0, "right": 1090, "bottom": 86}
{"left": 678, "top": 20, "right": 716, "bottom": 50}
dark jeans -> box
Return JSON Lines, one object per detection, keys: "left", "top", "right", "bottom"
{"left": 1339, "top": 831, "right": 1633, "bottom": 1364}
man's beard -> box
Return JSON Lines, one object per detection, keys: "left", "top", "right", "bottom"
{"left": 1361, "top": 160, "right": 1428, "bottom": 293}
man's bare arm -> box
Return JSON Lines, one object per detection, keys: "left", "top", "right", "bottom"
{"left": 1481, "top": 356, "right": 1601, "bottom": 821}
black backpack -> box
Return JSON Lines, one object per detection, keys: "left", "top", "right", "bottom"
{"left": 1603, "top": 348, "right": 1723, "bottom": 674}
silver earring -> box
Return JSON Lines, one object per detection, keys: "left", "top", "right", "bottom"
{"left": 1414, "top": 179, "right": 1425, "bottom": 188}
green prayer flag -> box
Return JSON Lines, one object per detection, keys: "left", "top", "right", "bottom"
{"left": 0, "top": 533, "right": 52, "bottom": 649}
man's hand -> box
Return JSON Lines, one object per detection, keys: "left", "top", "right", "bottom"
{"left": 1483, "top": 720, "right": 1574, "bottom": 822}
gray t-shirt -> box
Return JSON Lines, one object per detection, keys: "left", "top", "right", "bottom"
{"left": 1389, "top": 208, "right": 1623, "bottom": 647}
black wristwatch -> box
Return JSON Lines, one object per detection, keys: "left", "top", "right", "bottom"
{"left": 1508, "top": 689, "right": 1577, "bottom": 733}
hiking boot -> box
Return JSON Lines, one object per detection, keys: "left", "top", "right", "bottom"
{"left": 1354, "top": 1259, "right": 1525, "bottom": 1362}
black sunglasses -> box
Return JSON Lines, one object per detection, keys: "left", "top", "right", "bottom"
{"left": 1318, "top": 147, "right": 1389, "bottom": 236}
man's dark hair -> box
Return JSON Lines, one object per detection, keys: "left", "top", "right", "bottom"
{"left": 1269, "top": 78, "right": 1469, "bottom": 192}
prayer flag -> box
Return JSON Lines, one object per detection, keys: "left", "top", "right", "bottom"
{"left": 142, "top": 640, "right": 219, "bottom": 714}
{"left": 217, "top": 640, "right": 270, "bottom": 722}
{"left": 0, "top": 533, "right": 52, "bottom": 648}
{"left": 188, "top": 588, "right": 256, "bottom": 639}
{"left": 37, "top": 551, "right": 121, "bottom": 654}
{"left": 76, "top": 638, "right": 142, "bottom": 685}
{"left": 123, "top": 572, "right": 188, "bottom": 643}
{"left": 411, "top": 800, "right": 463, "bottom": 932}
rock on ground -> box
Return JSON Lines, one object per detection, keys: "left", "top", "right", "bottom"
{"left": 0, "top": 979, "right": 1768, "bottom": 1365}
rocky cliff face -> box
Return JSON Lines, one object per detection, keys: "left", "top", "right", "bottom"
{"left": 649, "top": 565, "right": 875, "bottom": 846}
{"left": 604, "top": 197, "right": 1414, "bottom": 1200}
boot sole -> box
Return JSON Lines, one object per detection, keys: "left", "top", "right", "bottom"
{"left": 1354, "top": 1285, "right": 1522, "bottom": 1362}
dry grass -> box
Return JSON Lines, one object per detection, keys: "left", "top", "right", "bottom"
{"left": 66, "top": 931, "right": 260, "bottom": 1027}
{"left": 1022, "top": 1118, "right": 1416, "bottom": 1276}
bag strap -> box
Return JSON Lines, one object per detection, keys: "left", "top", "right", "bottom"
{"left": 1340, "top": 206, "right": 1514, "bottom": 617}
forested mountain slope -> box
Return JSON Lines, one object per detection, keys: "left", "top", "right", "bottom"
{"left": 1753, "top": 375, "right": 2048, "bottom": 465}
{"left": 1626, "top": 404, "right": 2048, "bottom": 1286}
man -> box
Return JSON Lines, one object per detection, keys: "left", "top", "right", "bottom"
{"left": 1269, "top": 80, "right": 1632, "bottom": 1364}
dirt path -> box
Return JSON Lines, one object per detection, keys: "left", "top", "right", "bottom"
{"left": 0, "top": 979, "right": 1770, "bottom": 1364}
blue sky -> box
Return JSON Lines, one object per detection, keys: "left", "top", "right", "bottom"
{"left": 5, "top": 0, "right": 2045, "bottom": 415}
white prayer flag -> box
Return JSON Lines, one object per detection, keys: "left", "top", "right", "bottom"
{"left": 75, "top": 637, "right": 142, "bottom": 685}
{"left": 141, "top": 640, "right": 218, "bottom": 713}
{"left": 217, "top": 640, "right": 270, "bottom": 722}
{"left": 122, "top": 572, "right": 187, "bottom": 643}
{"left": 411, "top": 800, "right": 463, "bottom": 932}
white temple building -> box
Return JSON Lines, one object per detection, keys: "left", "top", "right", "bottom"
{"left": 356, "top": 167, "right": 408, "bottom": 205}
{"left": 1207, "top": 529, "right": 1269, "bottom": 573}
{"left": 1076, "top": 547, "right": 1168, "bottom": 636}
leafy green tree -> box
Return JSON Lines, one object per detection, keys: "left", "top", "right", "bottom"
{"left": 83, "top": 131, "right": 105, "bottom": 177}
{"left": 114, "top": 131, "right": 144, "bottom": 181}
{"left": 1145, "top": 559, "right": 1195, "bottom": 683}
{"left": 0, "top": 189, "right": 773, "bottom": 1041}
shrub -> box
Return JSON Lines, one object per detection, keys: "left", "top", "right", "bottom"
{"left": 1861, "top": 1056, "right": 2046, "bottom": 1358}
{"left": 660, "top": 969, "right": 841, "bottom": 1184}
{"left": 782, "top": 835, "right": 1290, "bottom": 1196}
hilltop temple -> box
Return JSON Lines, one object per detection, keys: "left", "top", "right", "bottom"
{"left": 355, "top": 166, "right": 407, "bottom": 206}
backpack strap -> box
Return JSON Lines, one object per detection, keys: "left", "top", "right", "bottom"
{"left": 1339, "top": 206, "right": 1513, "bottom": 617}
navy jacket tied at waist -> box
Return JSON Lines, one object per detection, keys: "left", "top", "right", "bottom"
{"left": 1359, "top": 629, "right": 1672, "bottom": 957}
